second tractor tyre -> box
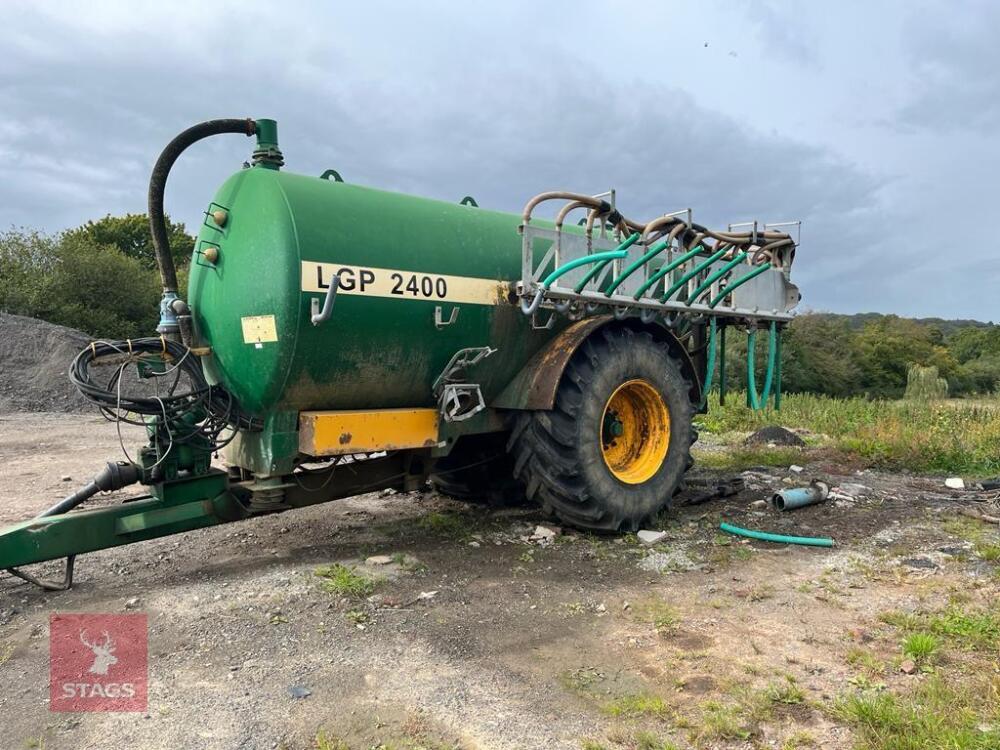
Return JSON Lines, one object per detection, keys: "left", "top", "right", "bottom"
{"left": 430, "top": 433, "right": 527, "bottom": 507}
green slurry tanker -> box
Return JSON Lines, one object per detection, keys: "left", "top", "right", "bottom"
{"left": 1, "top": 118, "right": 801, "bottom": 589}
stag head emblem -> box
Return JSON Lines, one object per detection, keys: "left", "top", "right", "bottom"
{"left": 79, "top": 629, "right": 118, "bottom": 675}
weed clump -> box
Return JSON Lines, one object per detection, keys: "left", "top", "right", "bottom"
{"left": 314, "top": 564, "right": 379, "bottom": 599}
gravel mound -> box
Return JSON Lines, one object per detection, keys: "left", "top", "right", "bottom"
{"left": 0, "top": 313, "right": 94, "bottom": 413}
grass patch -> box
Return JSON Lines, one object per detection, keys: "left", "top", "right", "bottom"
{"left": 974, "top": 540, "right": 1000, "bottom": 562}
{"left": 881, "top": 604, "right": 1000, "bottom": 651}
{"left": 601, "top": 693, "right": 671, "bottom": 719}
{"left": 831, "top": 675, "right": 1000, "bottom": 750}
{"left": 314, "top": 730, "right": 350, "bottom": 750}
{"left": 942, "top": 516, "right": 988, "bottom": 543}
{"left": 0, "top": 642, "right": 13, "bottom": 665}
{"left": 745, "top": 584, "right": 775, "bottom": 603}
{"left": 314, "top": 564, "right": 379, "bottom": 599}
{"left": 698, "top": 391, "right": 1000, "bottom": 475}
{"left": 697, "top": 700, "right": 752, "bottom": 741}
{"left": 695, "top": 445, "right": 805, "bottom": 471}
{"left": 345, "top": 609, "right": 370, "bottom": 626}
{"left": 390, "top": 552, "right": 429, "bottom": 573}
{"left": 846, "top": 647, "right": 886, "bottom": 676}
{"left": 633, "top": 730, "right": 680, "bottom": 750}
{"left": 691, "top": 678, "right": 805, "bottom": 744}
{"left": 559, "top": 667, "right": 604, "bottom": 695}
{"left": 417, "top": 511, "right": 472, "bottom": 536}
{"left": 781, "top": 730, "right": 816, "bottom": 749}
{"left": 632, "top": 598, "right": 680, "bottom": 635}
{"left": 764, "top": 680, "right": 806, "bottom": 705}
{"left": 901, "top": 632, "right": 939, "bottom": 664}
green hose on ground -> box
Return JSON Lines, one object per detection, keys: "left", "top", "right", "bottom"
{"left": 720, "top": 522, "right": 834, "bottom": 547}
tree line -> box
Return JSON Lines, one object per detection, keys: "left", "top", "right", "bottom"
{"left": 2, "top": 215, "right": 999, "bottom": 399}
{"left": 725, "top": 312, "right": 1000, "bottom": 399}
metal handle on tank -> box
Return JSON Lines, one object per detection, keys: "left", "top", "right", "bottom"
{"left": 310, "top": 276, "right": 340, "bottom": 325}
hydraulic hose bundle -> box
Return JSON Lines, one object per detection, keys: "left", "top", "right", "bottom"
{"left": 69, "top": 338, "right": 261, "bottom": 452}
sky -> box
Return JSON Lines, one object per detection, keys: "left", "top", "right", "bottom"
{"left": 1, "top": 0, "right": 997, "bottom": 320}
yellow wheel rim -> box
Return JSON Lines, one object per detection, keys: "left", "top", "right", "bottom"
{"left": 600, "top": 379, "right": 670, "bottom": 484}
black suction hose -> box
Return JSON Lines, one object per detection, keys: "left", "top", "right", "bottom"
{"left": 40, "top": 461, "right": 141, "bottom": 517}
{"left": 147, "top": 118, "right": 256, "bottom": 293}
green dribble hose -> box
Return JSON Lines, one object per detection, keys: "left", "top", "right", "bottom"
{"left": 747, "top": 321, "right": 778, "bottom": 410}
{"left": 700, "top": 317, "right": 717, "bottom": 409}
{"left": 540, "top": 233, "right": 638, "bottom": 290}
{"left": 603, "top": 238, "right": 671, "bottom": 295}
{"left": 719, "top": 324, "right": 727, "bottom": 405}
{"left": 632, "top": 245, "right": 707, "bottom": 299}
{"left": 660, "top": 248, "right": 728, "bottom": 302}
{"left": 570, "top": 232, "right": 641, "bottom": 293}
{"left": 708, "top": 263, "right": 770, "bottom": 308}
{"left": 775, "top": 328, "right": 783, "bottom": 410}
{"left": 688, "top": 252, "right": 748, "bottom": 305}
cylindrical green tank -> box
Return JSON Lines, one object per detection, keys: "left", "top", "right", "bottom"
{"left": 189, "top": 166, "right": 557, "bottom": 416}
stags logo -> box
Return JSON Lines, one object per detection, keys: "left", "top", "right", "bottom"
{"left": 50, "top": 613, "right": 147, "bottom": 712}
{"left": 79, "top": 629, "right": 118, "bottom": 675}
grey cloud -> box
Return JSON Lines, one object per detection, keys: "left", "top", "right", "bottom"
{"left": 743, "top": 0, "right": 820, "bottom": 67}
{"left": 0, "top": 2, "right": 900, "bottom": 317}
{"left": 896, "top": 1, "right": 1000, "bottom": 133}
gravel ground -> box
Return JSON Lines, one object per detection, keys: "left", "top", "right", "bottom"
{"left": 0, "top": 413, "right": 997, "bottom": 749}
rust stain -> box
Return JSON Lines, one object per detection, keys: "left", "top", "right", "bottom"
{"left": 339, "top": 432, "right": 352, "bottom": 444}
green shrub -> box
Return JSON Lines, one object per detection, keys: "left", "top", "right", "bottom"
{"left": 0, "top": 216, "right": 193, "bottom": 340}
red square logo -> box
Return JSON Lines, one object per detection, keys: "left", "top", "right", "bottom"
{"left": 49, "top": 613, "right": 148, "bottom": 712}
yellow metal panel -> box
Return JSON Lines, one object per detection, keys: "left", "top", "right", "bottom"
{"left": 299, "top": 408, "right": 440, "bottom": 456}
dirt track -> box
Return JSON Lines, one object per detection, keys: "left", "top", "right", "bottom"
{"left": 0, "top": 413, "right": 997, "bottom": 749}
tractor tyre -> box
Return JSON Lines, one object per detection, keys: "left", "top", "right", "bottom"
{"left": 430, "top": 433, "right": 527, "bottom": 507}
{"left": 508, "top": 325, "right": 695, "bottom": 532}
